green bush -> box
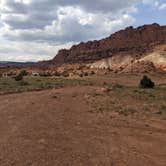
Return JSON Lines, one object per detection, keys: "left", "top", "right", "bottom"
{"left": 139, "top": 75, "right": 155, "bottom": 89}
{"left": 14, "top": 70, "right": 28, "bottom": 81}
{"left": 15, "top": 73, "right": 23, "bottom": 81}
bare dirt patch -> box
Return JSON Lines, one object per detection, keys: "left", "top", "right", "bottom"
{"left": 0, "top": 74, "right": 166, "bottom": 166}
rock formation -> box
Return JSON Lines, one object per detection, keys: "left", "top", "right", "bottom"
{"left": 38, "top": 23, "right": 166, "bottom": 73}
{"left": 49, "top": 23, "right": 166, "bottom": 64}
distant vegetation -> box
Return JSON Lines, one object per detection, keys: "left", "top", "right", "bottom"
{"left": 0, "top": 76, "right": 93, "bottom": 94}
{"left": 14, "top": 70, "right": 28, "bottom": 81}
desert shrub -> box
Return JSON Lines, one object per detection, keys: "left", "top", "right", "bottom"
{"left": 39, "top": 73, "right": 45, "bottom": 77}
{"left": 54, "top": 71, "right": 61, "bottom": 77}
{"left": 14, "top": 70, "right": 28, "bottom": 81}
{"left": 20, "top": 70, "right": 28, "bottom": 76}
{"left": 139, "top": 75, "right": 155, "bottom": 89}
{"left": 39, "top": 72, "right": 51, "bottom": 77}
{"left": 90, "top": 71, "right": 95, "bottom": 75}
{"left": 15, "top": 73, "right": 23, "bottom": 81}
{"left": 84, "top": 72, "right": 89, "bottom": 76}
{"left": 15, "top": 74, "right": 23, "bottom": 81}
{"left": 79, "top": 73, "right": 83, "bottom": 77}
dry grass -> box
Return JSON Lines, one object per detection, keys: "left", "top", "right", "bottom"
{"left": 88, "top": 85, "right": 166, "bottom": 117}
{"left": 0, "top": 76, "right": 92, "bottom": 94}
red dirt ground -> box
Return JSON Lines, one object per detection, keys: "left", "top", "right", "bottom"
{"left": 0, "top": 86, "right": 166, "bottom": 166}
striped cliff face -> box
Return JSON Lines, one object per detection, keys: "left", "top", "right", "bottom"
{"left": 89, "top": 44, "right": 166, "bottom": 73}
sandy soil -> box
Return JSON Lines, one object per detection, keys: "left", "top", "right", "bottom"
{"left": 0, "top": 86, "right": 166, "bottom": 166}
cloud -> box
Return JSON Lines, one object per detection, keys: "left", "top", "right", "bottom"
{"left": 0, "top": 39, "right": 73, "bottom": 62}
{"left": 158, "top": 3, "right": 166, "bottom": 10}
{"left": 0, "top": 0, "right": 163, "bottom": 61}
{"left": 143, "top": 0, "right": 166, "bottom": 10}
{"left": 0, "top": 1, "right": 137, "bottom": 43}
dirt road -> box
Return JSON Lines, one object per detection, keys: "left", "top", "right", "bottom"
{"left": 0, "top": 86, "right": 166, "bottom": 166}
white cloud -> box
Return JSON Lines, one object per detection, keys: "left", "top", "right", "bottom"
{"left": 0, "top": 5, "right": 136, "bottom": 44}
{"left": 0, "top": 0, "right": 163, "bottom": 61}
{"left": 143, "top": 0, "right": 166, "bottom": 10}
{"left": 0, "top": 39, "right": 73, "bottom": 62}
{"left": 158, "top": 3, "right": 166, "bottom": 10}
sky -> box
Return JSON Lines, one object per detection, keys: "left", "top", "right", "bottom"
{"left": 0, "top": 0, "right": 166, "bottom": 62}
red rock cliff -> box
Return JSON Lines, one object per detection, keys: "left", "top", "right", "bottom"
{"left": 44, "top": 23, "right": 166, "bottom": 65}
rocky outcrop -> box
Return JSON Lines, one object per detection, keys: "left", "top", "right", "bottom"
{"left": 90, "top": 44, "right": 166, "bottom": 72}
{"left": 48, "top": 23, "right": 166, "bottom": 65}
{"left": 122, "top": 61, "right": 157, "bottom": 73}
